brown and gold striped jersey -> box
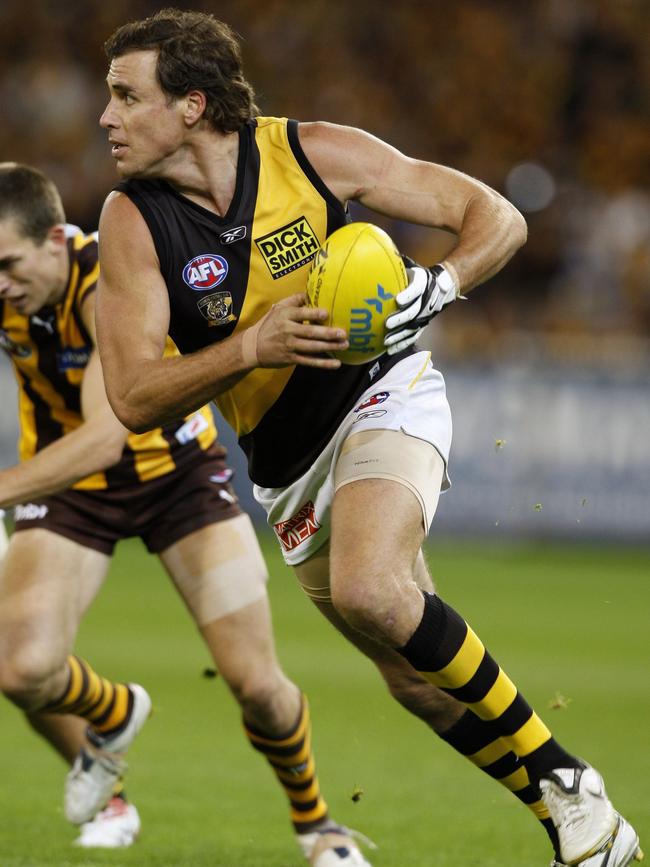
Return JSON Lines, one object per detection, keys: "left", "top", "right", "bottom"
{"left": 0, "top": 226, "right": 217, "bottom": 490}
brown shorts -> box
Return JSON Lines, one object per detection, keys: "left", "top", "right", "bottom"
{"left": 12, "top": 446, "right": 241, "bottom": 555}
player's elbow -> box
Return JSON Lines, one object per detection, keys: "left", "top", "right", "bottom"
{"left": 115, "top": 406, "right": 152, "bottom": 435}
{"left": 490, "top": 192, "right": 527, "bottom": 254}
{"left": 474, "top": 188, "right": 528, "bottom": 256}
{"left": 508, "top": 205, "right": 528, "bottom": 251}
{"left": 128, "top": 417, "right": 154, "bottom": 435}
{"left": 106, "top": 378, "right": 173, "bottom": 434}
{"left": 108, "top": 394, "right": 153, "bottom": 435}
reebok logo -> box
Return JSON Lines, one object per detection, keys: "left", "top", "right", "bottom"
{"left": 220, "top": 226, "right": 247, "bottom": 245}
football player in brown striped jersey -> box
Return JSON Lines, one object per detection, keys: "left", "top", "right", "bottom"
{"left": 0, "top": 163, "right": 352, "bottom": 856}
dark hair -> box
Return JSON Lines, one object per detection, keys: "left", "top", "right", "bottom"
{"left": 104, "top": 7, "right": 259, "bottom": 133}
{"left": 0, "top": 163, "right": 65, "bottom": 243}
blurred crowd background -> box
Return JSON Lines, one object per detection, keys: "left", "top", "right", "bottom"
{"left": 1, "top": 0, "right": 648, "bottom": 538}
{"left": 1, "top": 0, "right": 648, "bottom": 362}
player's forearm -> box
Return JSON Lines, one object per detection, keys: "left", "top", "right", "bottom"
{"left": 106, "top": 334, "right": 249, "bottom": 433}
{"left": 0, "top": 411, "right": 127, "bottom": 508}
{"left": 442, "top": 188, "right": 527, "bottom": 293}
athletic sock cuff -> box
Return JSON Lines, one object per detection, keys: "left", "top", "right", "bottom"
{"left": 244, "top": 694, "right": 307, "bottom": 742}
{"left": 398, "top": 592, "right": 446, "bottom": 670}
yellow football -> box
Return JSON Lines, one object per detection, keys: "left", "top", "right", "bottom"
{"left": 306, "top": 222, "right": 407, "bottom": 365}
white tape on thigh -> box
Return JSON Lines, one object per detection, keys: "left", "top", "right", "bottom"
{"left": 334, "top": 429, "right": 445, "bottom": 530}
{"left": 168, "top": 514, "right": 269, "bottom": 626}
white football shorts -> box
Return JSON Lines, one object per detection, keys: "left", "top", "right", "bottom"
{"left": 254, "top": 351, "right": 452, "bottom": 566}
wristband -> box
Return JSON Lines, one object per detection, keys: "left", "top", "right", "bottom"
{"left": 241, "top": 319, "right": 263, "bottom": 369}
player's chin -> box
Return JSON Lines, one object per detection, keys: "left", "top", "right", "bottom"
{"left": 117, "top": 160, "right": 158, "bottom": 181}
{"left": 112, "top": 155, "right": 140, "bottom": 178}
{"left": 112, "top": 158, "right": 130, "bottom": 177}
{"left": 114, "top": 161, "right": 137, "bottom": 178}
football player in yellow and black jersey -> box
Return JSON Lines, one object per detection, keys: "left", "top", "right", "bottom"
{"left": 0, "top": 163, "right": 348, "bottom": 854}
{"left": 94, "top": 10, "right": 641, "bottom": 867}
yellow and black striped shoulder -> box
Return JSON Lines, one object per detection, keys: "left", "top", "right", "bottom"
{"left": 62, "top": 225, "right": 99, "bottom": 329}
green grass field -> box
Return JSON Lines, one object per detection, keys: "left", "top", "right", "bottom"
{"left": 1, "top": 535, "right": 648, "bottom": 867}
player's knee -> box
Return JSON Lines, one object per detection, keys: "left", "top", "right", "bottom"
{"left": 0, "top": 642, "right": 60, "bottom": 705}
{"left": 229, "top": 667, "right": 285, "bottom": 720}
{"left": 330, "top": 579, "right": 402, "bottom": 642}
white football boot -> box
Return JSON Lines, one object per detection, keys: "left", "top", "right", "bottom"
{"left": 73, "top": 797, "right": 141, "bottom": 848}
{"left": 65, "top": 683, "right": 152, "bottom": 825}
{"left": 541, "top": 765, "right": 643, "bottom": 866}
{"left": 297, "top": 821, "right": 376, "bottom": 867}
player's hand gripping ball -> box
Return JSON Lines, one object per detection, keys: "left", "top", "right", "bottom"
{"left": 306, "top": 222, "right": 407, "bottom": 365}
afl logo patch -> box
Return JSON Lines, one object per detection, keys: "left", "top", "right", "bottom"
{"left": 182, "top": 253, "right": 229, "bottom": 290}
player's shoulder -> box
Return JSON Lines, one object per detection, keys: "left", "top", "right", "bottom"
{"left": 99, "top": 189, "right": 152, "bottom": 240}
{"left": 100, "top": 189, "right": 128, "bottom": 220}
{"left": 98, "top": 190, "right": 159, "bottom": 273}
{"left": 297, "top": 121, "right": 389, "bottom": 168}
{"left": 101, "top": 188, "right": 140, "bottom": 217}
{"left": 296, "top": 121, "right": 387, "bottom": 203}
{"left": 101, "top": 181, "right": 172, "bottom": 222}
{"left": 297, "top": 120, "right": 364, "bottom": 147}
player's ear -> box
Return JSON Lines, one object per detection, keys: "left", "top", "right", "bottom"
{"left": 184, "top": 89, "right": 207, "bottom": 126}
{"left": 45, "top": 224, "right": 67, "bottom": 249}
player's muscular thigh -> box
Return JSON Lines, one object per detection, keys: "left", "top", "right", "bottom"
{"left": 0, "top": 531, "right": 108, "bottom": 697}
{"left": 161, "top": 514, "right": 268, "bottom": 627}
{"left": 329, "top": 478, "right": 426, "bottom": 645}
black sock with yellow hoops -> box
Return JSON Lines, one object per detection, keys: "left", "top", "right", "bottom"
{"left": 438, "top": 709, "right": 560, "bottom": 852}
{"left": 43, "top": 656, "right": 133, "bottom": 738}
{"left": 398, "top": 593, "right": 582, "bottom": 781}
{"left": 244, "top": 695, "right": 329, "bottom": 833}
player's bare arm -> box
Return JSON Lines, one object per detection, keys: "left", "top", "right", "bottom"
{"left": 0, "top": 294, "right": 127, "bottom": 508}
{"left": 298, "top": 121, "right": 527, "bottom": 292}
{"left": 96, "top": 192, "right": 348, "bottom": 433}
